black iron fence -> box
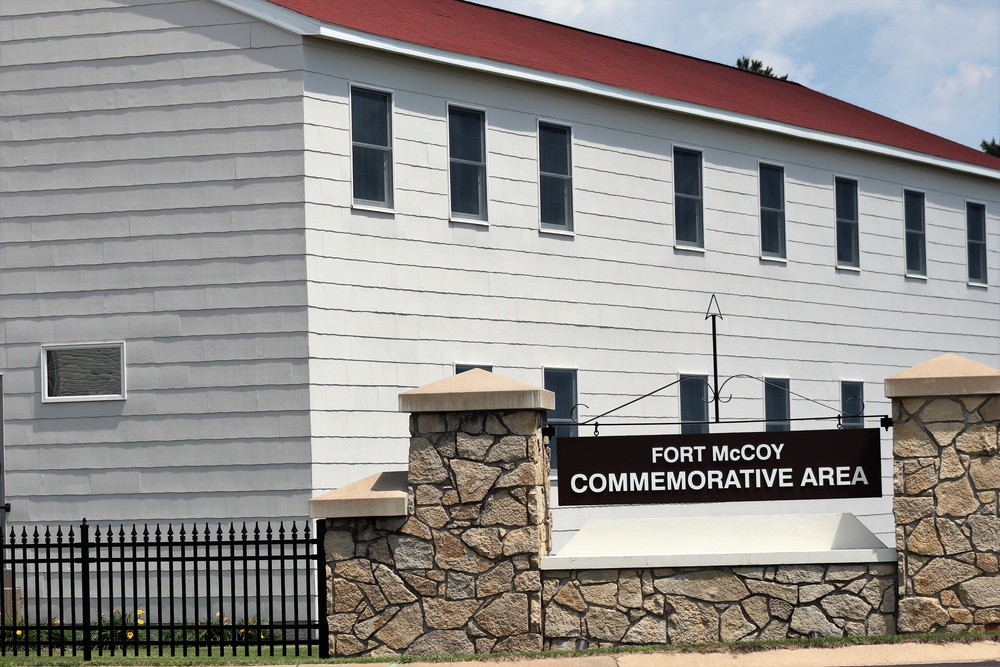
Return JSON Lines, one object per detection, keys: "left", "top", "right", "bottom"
{"left": 0, "top": 519, "right": 329, "bottom": 659}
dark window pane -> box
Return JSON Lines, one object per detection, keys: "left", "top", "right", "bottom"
{"left": 540, "top": 175, "right": 571, "bottom": 226}
{"left": 449, "top": 107, "right": 484, "bottom": 162}
{"left": 351, "top": 88, "right": 390, "bottom": 147}
{"left": 904, "top": 191, "right": 924, "bottom": 232}
{"left": 353, "top": 146, "right": 390, "bottom": 203}
{"left": 968, "top": 203, "right": 986, "bottom": 241}
{"left": 835, "top": 178, "right": 857, "bottom": 222}
{"left": 46, "top": 346, "right": 123, "bottom": 398}
{"left": 674, "top": 149, "right": 701, "bottom": 197}
{"left": 761, "top": 209, "right": 785, "bottom": 256}
{"left": 456, "top": 364, "right": 492, "bottom": 374}
{"left": 680, "top": 375, "right": 708, "bottom": 435}
{"left": 545, "top": 369, "right": 578, "bottom": 470}
{"left": 450, "top": 162, "right": 485, "bottom": 217}
{"left": 764, "top": 378, "right": 789, "bottom": 432}
{"left": 906, "top": 233, "right": 926, "bottom": 274}
{"left": 760, "top": 165, "right": 783, "bottom": 209}
{"left": 841, "top": 381, "right": 864, "bottom": 428}
{"left": 675, "top": 196, "right": 703, "bottom": 245}
{"left": 539, "top": 123, "right": 570, "bottom": 175}
{"left": 837, "top": 219, "right": 859, "bottom": 266}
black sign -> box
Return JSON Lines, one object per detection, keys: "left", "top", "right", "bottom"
{"left": 557, "top": 428, "right": 882, "bottom": 506}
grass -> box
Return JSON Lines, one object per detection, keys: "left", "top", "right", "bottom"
{"left": 0, "top": 630, "right": 997, "bottom": 666}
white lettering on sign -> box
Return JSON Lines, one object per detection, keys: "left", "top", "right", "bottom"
{"left": 651, "top": 446, "right": 706, "bottom": 464}
{"left": 800, "top": 466, "right": 869, "bottom": 487}
{"left": 568, "top": 468, "right": 799, "bottom": 494}
{"left": 712, "top": 443, "right": 784, "bottom": 462}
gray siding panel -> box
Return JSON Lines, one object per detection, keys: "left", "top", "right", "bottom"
{"left": 0, "top": 0, "right": 309, "bottom": 524}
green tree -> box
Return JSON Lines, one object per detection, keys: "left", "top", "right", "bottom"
{"left": 736, "top": 56, "right": 789, "bottom": 81}
{"left": 982, "top": 138, "right": 1000, "bottom": 157}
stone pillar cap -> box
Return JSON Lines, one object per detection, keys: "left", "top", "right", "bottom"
{"left": 399, "top": 368, "right": 555, "bottom": 413}
{"left": 885, "top": 353, "right": 1000, "bottom": 398}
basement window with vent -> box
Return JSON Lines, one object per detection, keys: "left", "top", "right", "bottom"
{"left": 42, "top": 343, "right": 126, "bottom": 403}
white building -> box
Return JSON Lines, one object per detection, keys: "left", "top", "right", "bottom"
{"left": 1, "top": 0, "right": 997, "bottom": 548}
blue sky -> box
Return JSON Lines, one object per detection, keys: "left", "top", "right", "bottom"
{"left": 471, "top": 0, "right": 1000, "bottom": 152}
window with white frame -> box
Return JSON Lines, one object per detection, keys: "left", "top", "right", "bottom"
{"left": 764, "top": 377, "right": 790, "bottom": 432}
{"left": 539, "top": 122, "right": 573, "bottom": 230}
{"left": 43, "top": 343, "right": 126, "bottom": 402}
{"left": 840, "top": 380, "right": 864, "bottom": 429}
{"left": 674, "top": 147, "right": 704, "bottom": 248}
{"left": 448, "top": 106, "right": 487, "bottom": 220}
{"left": 836, "top": 177, "right": 859, "bottom": 268}
{"left": 904, "top": 190, "right": 926, "bottom": 276}
{"left": 679, "top": 374, "right": 708, "bottom": 435}
{"left": 968, "top": 202, "right": 987, "bottom": 285}
{"left": 351, "top": 87, "right": 393, "bottom": 207}
{"left": 759, "top": 164, "right": 786, "bottom": 258}
{"left": 544, "top": 368, "right": 578, "bottom": 470}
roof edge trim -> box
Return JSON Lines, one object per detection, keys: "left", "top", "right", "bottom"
{"left": 213, "top": 0, "right": 1000, "bottom": 181}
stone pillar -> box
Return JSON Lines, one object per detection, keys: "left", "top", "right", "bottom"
{"left": 312, "top": 370, "right": 553, "bottom": 656}
{"left": 886, "top": 353, "right": 1000, "bottom": 633}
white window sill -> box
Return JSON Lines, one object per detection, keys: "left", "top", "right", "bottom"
{"left": 968, "top": 281, "right": 988, "bottom": 289}
{"left": 352, "top": 203, "right": 395, "bottom": 215}
{"left": 836, "top": 264, "right": 861, "bottom": 273}
{"left": 539, "top": 226, "right": 575, "bottom": 238}
{"left": 675, "top": 244, "right": 705, "bottom": 254}
{"left": 760, "top": 255, "right": 787, "bottom": 264}
{"left": 450, "top": 216, "right": 489, "bottom": 228}
{"left": 43, "top": 395, "right": 126, "bottom": 404}
{"left": 904, "top": 273, "right": 928, "bottom": 281}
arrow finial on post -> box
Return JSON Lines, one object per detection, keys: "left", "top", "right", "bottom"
{"left": 705, "top": 293, "right": 723, "bottom": 320}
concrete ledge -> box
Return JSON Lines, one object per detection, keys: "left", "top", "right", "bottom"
{"left": 309, "top": 471, "right": 408, "bottom": 518}
{"left": 541, "top": 513, "right": 895, "bottom": 569}
{"left": 400, "top": 368, "right": 555, "bottom": 413}
{"left": 885, "top": 353, "right": 1000, "bottom": 398}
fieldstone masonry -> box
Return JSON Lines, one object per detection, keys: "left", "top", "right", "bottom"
{"left": 317, "top": 371, "right": 553, "bottom": 656}
{"left": 315, "top": 357, "right": 1000, "bottom": 655}
{"left": 887, "top": 354, "right": 1000, "bottom": 633}
{"left": 541, "top": 563, "right": 895, "bottom": 648}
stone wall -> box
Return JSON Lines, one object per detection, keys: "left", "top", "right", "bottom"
{"left": 322, "top": 406, "right": 550, "bottom": 657}
{"left": 541, "top": 563, "right": 895, "bottom": 648}
{"left": 892, "top": 393, "right": 1000, "bottom": 632}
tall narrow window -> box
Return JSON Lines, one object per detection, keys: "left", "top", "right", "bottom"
{"left": 904, "top": 190, "right": 926, "bottom": 276}
{"left": 544, "top": 368, "right": 578, "bottom": 470}
{"left": 760, "top": 164, "right": 786, "bottom": 258}
{"left": 351, "top": 87, "right": 393, "bottom": 207}
{"left": 841, "top": 380, "right": 864, "bottom": 429}
{"left": 836, "top": 177, "right": 859, "bottom": 267}
{"left": 679, "top": 374, "right": 708, "bottom": 435}
{"left": 449, "top": 106, "right": 487, "bottom": 220}
{"left": 764, "top": 377, "right": 790, "bottom": 432}
{"left": 43, "top": 343, "right": 126, "bottom": 402}
{"left": 968, "top": 202, "right": 987, "bottom": 285}
{"left": 539, "top": 122, "right": 573, "bottom": 229}
{"left": 674, "top": 147, "right": 703, "bottom": 248}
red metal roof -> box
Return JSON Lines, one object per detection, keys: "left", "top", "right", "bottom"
{"left": 266, "top": 0, "right": 1000, "bottom": 172}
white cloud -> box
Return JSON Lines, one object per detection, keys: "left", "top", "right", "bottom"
{"left": 931, "top": 62, "right": 995, "bottom": 104}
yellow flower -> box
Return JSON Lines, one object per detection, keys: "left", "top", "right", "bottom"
{"left": 215, "top": 611, "right": 221, "bottom": 617}
{"left": 53, "top": 619, "right": 61, "bottom": 626}
{"left": 239, "top": 629, "right": 245, "bottom": 634}
{"left": 137, "top": 610, "right": 143, "bottom": 616}
{"left": 138, "top": 619, "right": 144, "bottom": 626}
{"left": 15, "top": 630, "right": 22, "bottom": 636}
{"left": 126, "top": 631, "right": 134, "bottom": 640}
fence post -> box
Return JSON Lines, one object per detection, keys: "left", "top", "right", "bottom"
{"left": 80, "top": 519, "right": 91, "bottom": 662}
{"left": 315, "top": 520, "right": 329, "bottom": 659}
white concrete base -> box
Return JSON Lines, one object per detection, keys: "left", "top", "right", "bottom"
{"left": 541, "top": 513, "right": 895, "bottom": 570}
